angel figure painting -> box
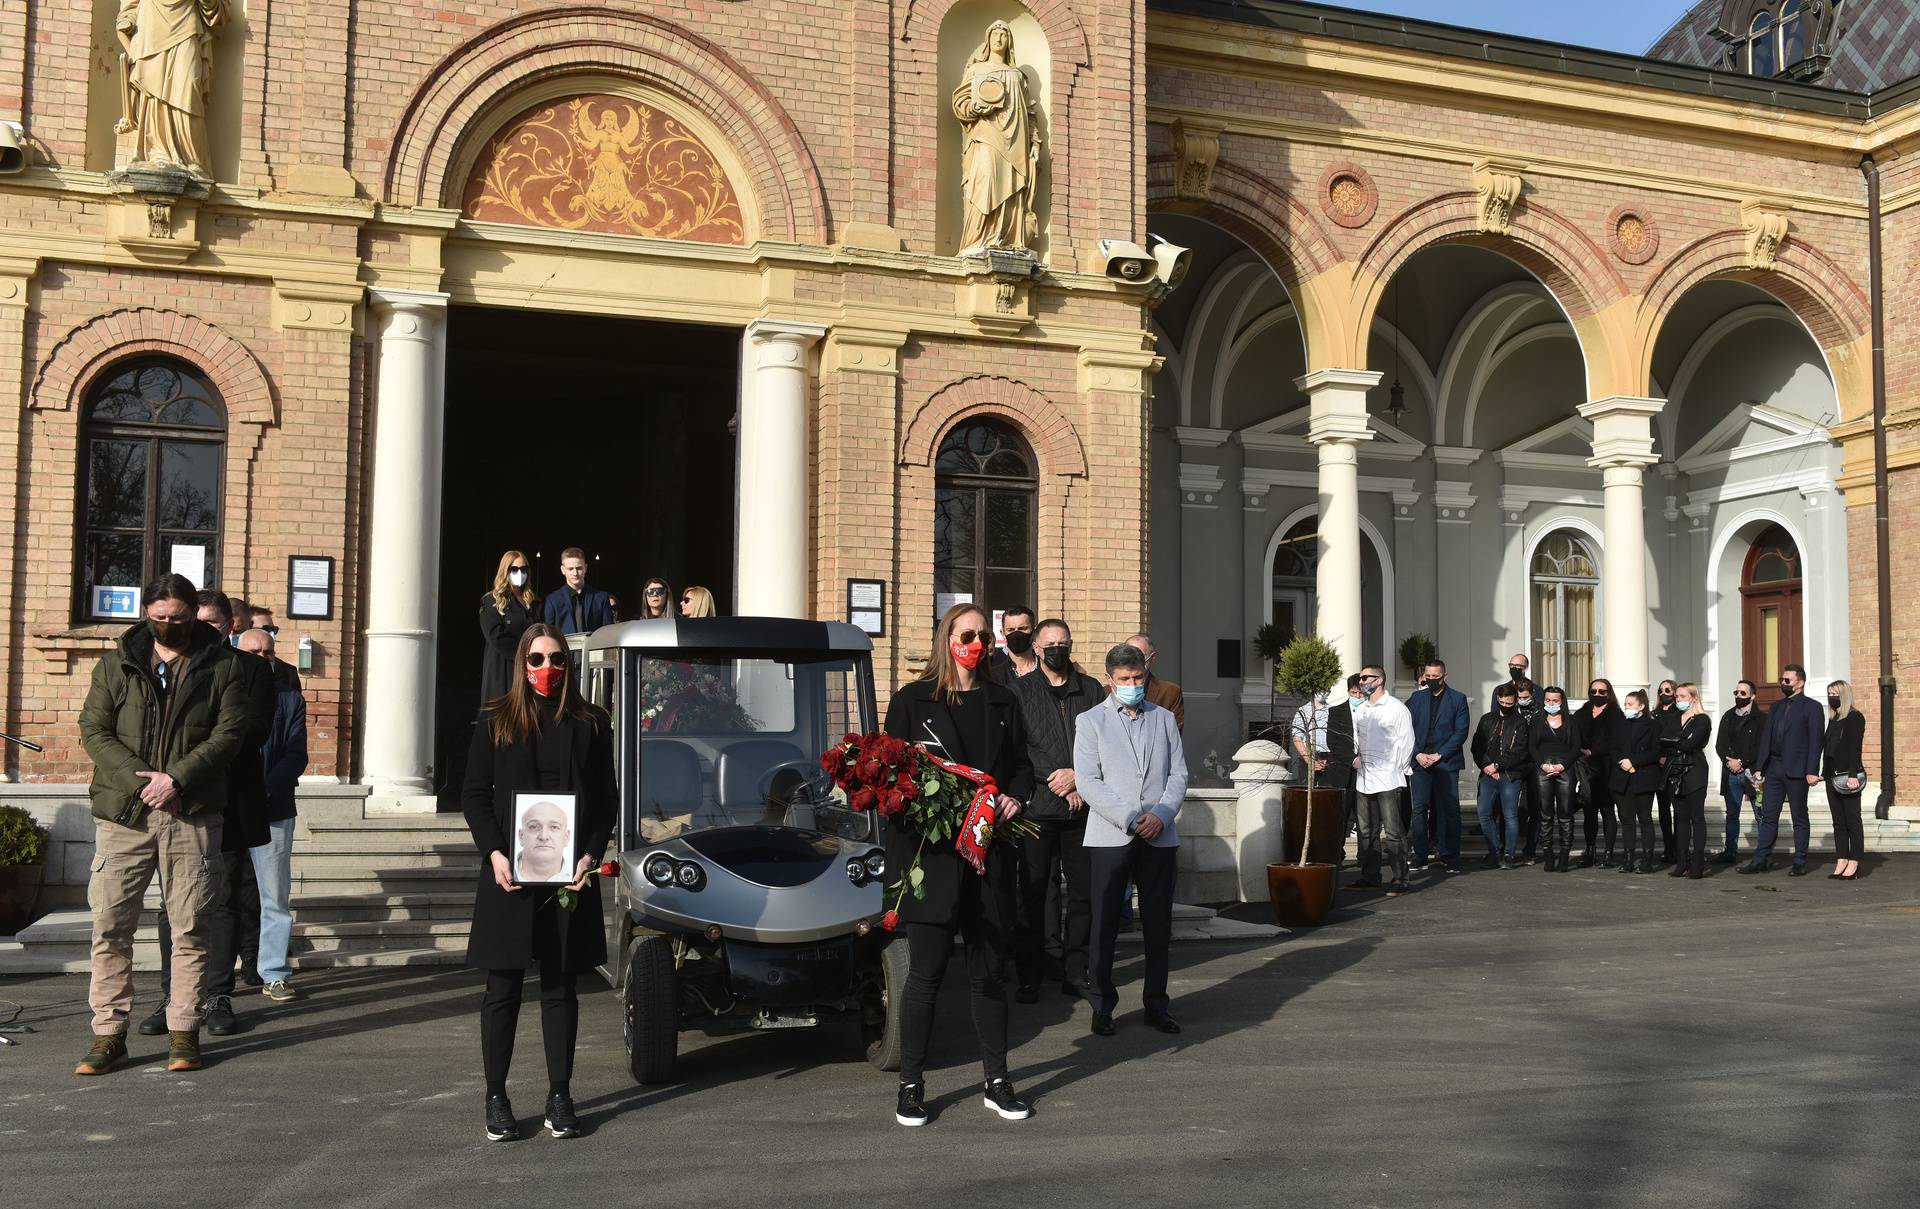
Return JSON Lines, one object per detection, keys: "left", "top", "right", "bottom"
{"left": 952, "top": 20, "right": 1042, "bottom": 255}
{"left": 461, "top": 95, "right": 746, "bottom": 244}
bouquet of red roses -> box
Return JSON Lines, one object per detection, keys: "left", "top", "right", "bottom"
{"left": 820, "top": 732, "right": 1037, "bottom": 928}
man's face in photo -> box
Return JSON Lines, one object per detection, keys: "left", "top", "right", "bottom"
{"left": 518, "top": 801, "right": 570, "bottom": 878}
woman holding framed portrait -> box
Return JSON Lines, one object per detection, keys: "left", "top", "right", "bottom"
{"left": 462, "top": 622, "right": 617, "bottom": 1143}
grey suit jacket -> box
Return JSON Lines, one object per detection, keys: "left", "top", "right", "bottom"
{"left": 1073, "top": 695, "right": 1188, "bottom": 848}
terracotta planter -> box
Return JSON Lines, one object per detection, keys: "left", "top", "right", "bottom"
{"left": 0, "top": 863, "right": 43, "bottom": 937}
{"left": 1267, "top": 861, "right": 1336, "bottom": 927}
{"left": 1281, "top": 785, "right": 1348, "bottom": 866}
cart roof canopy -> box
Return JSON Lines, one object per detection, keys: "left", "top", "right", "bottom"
{"left": 581, "top": 617, "right": 873, "bottom": 655}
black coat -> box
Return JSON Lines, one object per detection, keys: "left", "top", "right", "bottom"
{"left": 1610, "top": 714, "right": 1663, "bottom": 796}
{"left": 1529, "top": 714, "right": 1579, "bottom": 774}
{"left": 1658, "top": 711, "right": 1713, "bottom": 796}
{"left": 260, "top": 675, "right": 308, "bottom": 823}
{"left": 223, "top": 650, "right": 277, "bottom": 852}
{"left": 1471, "top": 709, "right": 1532, "bottom": 776}
{"left": 1823, "top": 709, "right": 1866, "bottom": 781}
{"left": 1012, "top": 667, "right": 1106, "bottom": 819}
{"left": 1320, "top": 701, "right": 1355, "bottom": 791}
{"left": 882, "top": 678, "right": 1035, "bottom": 927}
{"left": 461, "top": 705, "right": 618, "bottom": 971}
{"left": 478, "top": 591, "right": 535, "bottom": 708}
{"left": 1715, "top": 704, "right": 1765, "bottom": 766}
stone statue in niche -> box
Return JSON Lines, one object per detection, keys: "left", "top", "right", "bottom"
{"left": 115, "top": 0, "right": 227, "bottom": 178}
{"left": 952, "top": 20, "right": 1041, "bottom": 256}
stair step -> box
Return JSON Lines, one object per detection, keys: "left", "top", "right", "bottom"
{"left": 290, "top": 853, "right": 481, "bottom": 872}
{"left": 293, "top": 918, "right": 469, "bottom": 940}
{"left": 300, "top": 814, "right": 471, "bottom": 834}
{"left": 292, "top": 835, "right": 478, "bottom": 856}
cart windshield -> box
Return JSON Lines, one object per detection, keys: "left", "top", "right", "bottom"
{"left": 631, "top": 651, "right": 876, "bottom": 844}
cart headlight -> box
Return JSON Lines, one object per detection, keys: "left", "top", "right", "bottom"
{"left": 674, "top": 860, "right": 706, "bottom": 891}
{"left": 863, "top": 851, "right": 886, "bottom": 879}
{"left": 642, "top": 853, "right": 676, "bottom": 887}
{"left": 846, "top": 859, "right": 868, "bottom": 886}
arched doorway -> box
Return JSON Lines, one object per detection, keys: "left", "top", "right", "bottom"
{"left": 1741, "top": 523, "right": 1803, "bottom": 706}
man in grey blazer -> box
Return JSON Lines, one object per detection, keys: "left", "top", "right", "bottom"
{"left": 1075, "top": 642, "right": 1189, "bottom": 1037}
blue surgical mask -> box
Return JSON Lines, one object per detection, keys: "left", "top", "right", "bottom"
{"left": 1115, "top": 684, "right": 1146, "bottom": 708}
{"left": 1622, "top": 707, "right": 1643, "bottom": 720}
{"left": 1313, "top": 691, "right": 1328, "bottom": 704}
{"left": 1544, "top": 703, "right": 1562, "bottom": 715}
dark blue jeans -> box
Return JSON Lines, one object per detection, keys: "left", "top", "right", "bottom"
{"left": 1476, "top": 773, "right": 1522, "bottom": 858}
{"left": 1755, "top": 770, "right": 1812, "bottom": 866}
{"left": 1410, "top": 763, "right": 1461, "bottom": 865}
{"left": 1721, "top": 766, "right": 1752, "bottom": 853}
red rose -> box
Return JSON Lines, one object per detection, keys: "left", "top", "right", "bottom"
{"left": 897, "top": 780, "right": 919, "bottom": 802}
{"left": 858, "top": 758, "right": 885, "bottom": 783}
{"left": 842, "top": 732, "right": 862, "bottom": 747}
{"left": 599, "top": 860, "right": 619, "bottom": 877}
{"left": 880, "top": 788, "right": 905, "bottom": 815}
{"left": 850, "top": 787, "right": 879, "bottom": 812}
{"left": 880, "top": 910, "right": 900, "bottom": 932}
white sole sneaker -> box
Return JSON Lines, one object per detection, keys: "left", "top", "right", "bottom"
{"left": 895, "top": 1112, "right": 928, "bottom": 1127}
{"left": 983, "top": 1098, "right": 1032, "bottom": 1121}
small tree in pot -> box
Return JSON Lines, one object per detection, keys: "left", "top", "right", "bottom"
{"left": 1267, "top": 635, "right": 1345, "bottom": 926}
{"left": 0, "top": 804, "right": 48, "bottom": 936}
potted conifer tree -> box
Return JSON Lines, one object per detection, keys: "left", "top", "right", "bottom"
{"left": 1266, "top": 635, "right": 1345, "bottom": 926}
{"left": 0, "top": 804, "right": 48, "bottom": 936}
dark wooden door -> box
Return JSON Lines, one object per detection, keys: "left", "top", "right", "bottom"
{"left": 1739, "top": 524, "right": 1803, "bottom": 708}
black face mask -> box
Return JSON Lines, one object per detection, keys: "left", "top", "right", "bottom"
{"left": 1590, "top": 692, "right": 1609, "bottom": 704}
{"left": 1429, "top": 679, "right": 1445, "bottom": 695}
{"left": 1780, "top": 681, "right": 1797, "bottom": 696}
{"left": 148, "top": 617, "right": 193, "bottom": 649}
{"left": 1734, "top": 695, "right": 1752, "bottom": 706}
{"left": 1498, "top": 702, "right": 1515, "bottom": 715}
{"left": 1040, "top": 646, "right": 1072, "bottom": 673}
{"left": 1509, "top": 666, "right": 1526, "bottom": 680}
{"left": 1003, "top": 630, "right": 1033, "bottom": 656}
{"left": 1827, "top": 695, "right": 1842, "bottom": 711}
{"left": 1658, "top": 693, "right": 1675, "bottom": 708}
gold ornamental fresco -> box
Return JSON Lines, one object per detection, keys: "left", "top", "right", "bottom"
{"left": 460, "top": 95, "right": 746, "bottom": 244}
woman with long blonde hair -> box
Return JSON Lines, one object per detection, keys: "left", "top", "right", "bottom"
{"left": 1660, "top": 683, "right": 1713, "bottom": 878}
{"left": 678, "top": 585, "right": 716, "bottom": 618}
{"left": 478, "top": 549, "right": 536, "bottom": 709}
{"left": 1823, "top": 680, "right": 1867, "bottom": 879}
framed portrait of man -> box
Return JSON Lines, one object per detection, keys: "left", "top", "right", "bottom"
{"left": 512, "top": 793, "right": 578, "bottom": 886}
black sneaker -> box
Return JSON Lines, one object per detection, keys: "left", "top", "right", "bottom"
{"left": 1014, "top": 983, "right": 1040, "bottom": 1005}
{"left": 1499, "top": 856, "right": 1517, "bottom": 870}
{"left": 200, "top": 994, "right": 238, "bottom": 1037}
{"left": 485, "top": 1094, "right": 518, "bottom": 1142}
{"left": 238, "top": 965, "right": 265, "bottom": 990}
{"left": 983, "top": 1078, "right": 1032, "bottom": 1121}
{"left": 895, "top": 1081, "right": 928, "bottom": 1127}
{"left": 1713, "top": 850, "right": 1738, "bottom": 865}
{"left": 1480, "top": 853, "right": 1500, "bottom": 869}
{"left": 137, "top": 1005, "right": 168, "bottom": 1036}
{"left": 543, "top": 1092, "right": 582, "bottom": 1139}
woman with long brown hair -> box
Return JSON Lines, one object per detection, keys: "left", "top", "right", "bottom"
{"left": 882, "top": 602, "right": 1035, "bottom": 1128}
{"left": 637, "top": 577, "right": 674, "bottom": 620}
{"left": 478, "top": 550, "right": 536, "bottom": 708}
{"left": 462, "top": 623, "right": 616, "bottom": 1143}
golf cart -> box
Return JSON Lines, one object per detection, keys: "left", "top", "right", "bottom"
{"left": 578, "top": 617, "right": 904, "bottom": 1084}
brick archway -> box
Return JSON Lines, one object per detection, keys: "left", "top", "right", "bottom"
{"left": 382, "top": 6, "right": 828, "bottom": 243}
{"left": 900, "top": 374, "right": 1087, "bottom": 477}
{"left": 31, "top": 307, "right": 275, "bottom": 423}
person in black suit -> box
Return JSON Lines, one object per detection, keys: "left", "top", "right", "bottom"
{"left": 462, "top": 623, "right": 617, "bottom": 1143}
{"left": 1572, "top": 679, "right": 1623, "bottom": 866}
{"left": 1650, "top": 678, "right": 1679, "bottom": 864}
{"left": 1822, "top": 680, "right": 1868, "bottom": 880}
{"left": 884, "top": 603, "right": 1036, "bottom": 1128}
{"left": 1742, "top": 663, "right": 1827, "bottom": 876}
{"left": 1529, "top": 687, "right": 1581, "bottom": 872}
{"left": 1611, "top": 690, "right": 1663, "bottom": 874}
{"left": 1510, "top": 680, "right": 1540, "bottom": 862}
{"left": 540, "top": 546, "right": 614, "bottom": 635}
{"left": 1659, "top": 684, "right": 1714, "bottom": 878}
{"left": 1713, "top": 680, "right": 1765, "bottom": 864}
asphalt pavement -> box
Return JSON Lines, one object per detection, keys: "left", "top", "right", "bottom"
{"left": 4, "top": 854, "right": 1916, "bottom": 1209}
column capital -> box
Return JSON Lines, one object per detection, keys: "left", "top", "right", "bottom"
{"left": 1298, "top": 368, "right": 1381, "bottom": 447}
{"left": 1294, "top": 368, "right": 1383, "bottom": 395}
{"left": 367, "top": 286, "right": 449, "bottom": 313}
{"left": 0, "top": 255, "right": 38, "bottom": 309}
{"left": 1579, "top": 395, "right": 1664, "bottom": 469}
{"left": 746, "top": 317, "right": 828, "bottom": 347}
{"left": 824, "top": 325, "right": 909, "bottom": 376}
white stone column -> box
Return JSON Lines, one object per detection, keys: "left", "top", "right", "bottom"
{"left": 363, "top": 288, "right": 449, "bottom": 807}
{"left": 1578, "top": 395, "right": 1664, "bottom": 695}
{"left": 735, "top": 320, "right": 826, "bottom": 618}
{"left": 1298, "top": 369, "right": 1381, "bottom": 673}
{"left": 1800, "top": 481, "right": 1845, "bottom": 687}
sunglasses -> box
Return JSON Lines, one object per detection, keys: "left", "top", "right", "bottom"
{"left": 645, "top": 587, "right": 667, "bottom": 596}
{"left": 680, "top": 597, "right": 692, "bottom": 605}
{"left": 955, "top": 629, "right": 985, "bottom": 644}
{"left": 509, "top": 564, "right": 529, "bottom": 573}
{"left": 525, "top": 650, "right": 569, "bottom": 668}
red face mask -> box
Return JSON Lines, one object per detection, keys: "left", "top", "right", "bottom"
{"left": 527, "top": 665, "right": 565, "bottom": 697}
{"left": 950, "top": 638, "right": 985, "bottom": 670}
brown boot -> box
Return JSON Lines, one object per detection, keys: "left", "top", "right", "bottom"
{"left": 74, "top": 1032, "right": 128, "bottom": 1076}
{"left": 166, "top": 1029, "right": 203, "bottom": 1072}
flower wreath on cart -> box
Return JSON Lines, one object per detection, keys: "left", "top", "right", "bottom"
{"left": 820, "top": 732, "right": 1038, "bottom": 929}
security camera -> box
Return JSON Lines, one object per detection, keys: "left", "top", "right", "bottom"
{"left": 1150, "top": 234, "right": 1192, "bottom": 291}
{"left": 0, "top": 123, "right": 26, "bottom": 175}
{"left": 1095, "top": 239, "right": 1155, "bottom": 284}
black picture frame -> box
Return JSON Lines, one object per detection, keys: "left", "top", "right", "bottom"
{"left": 847, "top": 578, "right": 886, "bottom": 637}
{"left": 287, "top": 555, "right": 335, "bottom": 620}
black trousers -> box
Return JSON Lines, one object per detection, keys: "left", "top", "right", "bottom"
{"left": 1516, "top": 773, "right": 1539, "bottom": 855}
{"left": 481, "top": 962, "right": 579, "bottom": 1098}
{"left": 1828, "top": 786, "right": 1866, "bottom": 861}
{"left": 1576, "top": 774, "right": 1618, "bottom": 856}
{"left": 898, "top": 887, "right": 1010, "bottom": 1086}
{"left": 1656, "top": 784, "right": 1676, "bottom": 859}
{"left": 1015, "top": 816, "right": 1091, "bottom": 989}
{"left": 1672, "top": 786, "right": 1708, "bottom": 871}
{"left": 1619, "top": 791, "right": 1655, "bottom": 862}
{"left": 157, "top": 849, "right": 256, "bottom": 1001}
{"left": 1534, "top": 771, "right": 1574, "bottom": 855}
{"left": 1088, "top": 840, "right": 1176, "bottom": 1017}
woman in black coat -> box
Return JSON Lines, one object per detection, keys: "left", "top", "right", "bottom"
{"left": 463, "top": 623, "right": 616, "bottom": 1143}
{"left": 1573, "top": 679, "right": 1623, "bottom": 866}
{"left": 478, "top": 549, "right": 537, "bottom": 708}
{"left": 882, "top": 603, "right": 1035, "bottom": 1129}
{"left": 1822, "top": 680, "right": 1868, "bottom": 880}
{"left": 1529, "top": 687, "right": 1581, "bottom": 873}
{"left": 1610, "top": 690, "right": 1663, "bottom": 874}
{"left": 1659, "top": 685, "right": 1714, "bottom": 879}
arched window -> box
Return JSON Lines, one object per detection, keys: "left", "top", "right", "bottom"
{"left": 1530, "top": 530, "right": 1599, "bottom": 692}
{"left": 933, "top": 419, "right": 1036, "bottom": 618}
{"left": 1778, "top": 0, "right": 1806, "bottom": 68}
{"left": 78, "top": 357, "right": 226, "bottom": 620}
{"left": 1741, "top": 523, "right": 1803, "bottom": 704}
{"left": 1747, "top": 11, "right": 1777, "bottom": 75}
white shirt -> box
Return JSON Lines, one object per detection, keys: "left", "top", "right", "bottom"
{"left": 1290, "top": 699, "right": 1330, "bottom": 755}
{"left": 1353, "top": 692, "right": 1414, "bottom": 796}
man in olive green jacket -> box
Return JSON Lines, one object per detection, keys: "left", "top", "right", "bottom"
{"left": 74, "top": 574, "right": 249, "bottom": 1076}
